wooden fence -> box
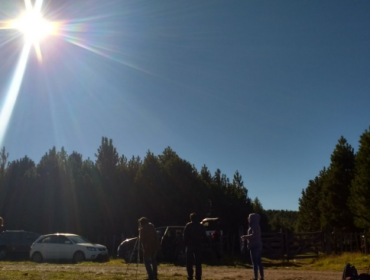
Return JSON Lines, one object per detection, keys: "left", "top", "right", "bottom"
{"left": 260, "top": 231, "right": 369, "bottom": 260}
{"left": 87, "top": 231, "right": 369, "bottom": 259}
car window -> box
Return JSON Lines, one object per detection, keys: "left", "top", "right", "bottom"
{"left": 0, "top": 232, "right": 12, "bottom": 240}
{"left": 156, "top": 228, "right": 166, "bottom": 238}
{"left": 39, "top": 236, "right": 51, "bottom": 243}
{"left": 48, "top": 236, "right": 59, "bottom": 243}
{"left": 68, "top": 235, "right": 90, "bottom": 244}
{"left": 39, "top": 236, "right": 58, "bottom": 243}
{"left": 22, "top": 232, "right": 39, "bottom": 241}
{"left": 58, "top": 236, "right": 71, "bottom": 244}
{"left": 10, "top": 232, "right": 22, "bottom": 240}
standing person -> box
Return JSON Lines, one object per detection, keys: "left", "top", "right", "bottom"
{"left": 183, "top": 213, "right": 207, "bottom": 280}
{"left": 241, "top": 213, "right": 264, "bottom": 280}
{"left": 138, "top": 217, "right": 160, "bottom": 280}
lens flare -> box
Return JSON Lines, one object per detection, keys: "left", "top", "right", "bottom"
{"left": 9, "top": 0, "right": 56, "bottom": 62}
{"left": 0, "top": 0, "right": 49, "bottom": 147}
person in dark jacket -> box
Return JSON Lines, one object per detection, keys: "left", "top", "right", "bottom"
{"left": 183, "top": 213, "right": 207, "bottom": 280}
{"left": 241, "top": 213, "right": 264, "bottom": 280}
{"left": 139, "top": 217, "right": 160, "bottom": 280}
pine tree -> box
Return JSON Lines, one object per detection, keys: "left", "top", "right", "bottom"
{"left": 319, "top": 136, "right": 355, "bottom": 230}
{"left": 296, "top": 168, "right": 326, "bottom": 232}
{"left": 349, "top": 127, "right": 370, "bottom": 228}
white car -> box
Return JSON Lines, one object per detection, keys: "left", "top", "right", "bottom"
{"left": 30, "top": 233, "right": 108, "bottom": 263}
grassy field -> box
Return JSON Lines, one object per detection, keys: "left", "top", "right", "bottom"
{"left": 0, "top": 253, "right": 369, "bottom": 279}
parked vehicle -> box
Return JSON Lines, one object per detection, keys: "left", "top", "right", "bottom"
{"left": 0, "top": 230, "right": 40, "bottom": 259}
{"left": 201, "top": 217, "right": 223, "bottom": 258}
{"left": 117, "top": 226, "right": 185, "bottom": 263}
{"left": 30, "top": 233, "right": 109, "bottom": 263}
{"left": 117, "top": 219, "right": 222, "bottom": 263}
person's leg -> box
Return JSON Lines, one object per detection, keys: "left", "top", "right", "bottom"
{"left": 194, "top": 249, "right": 202, "bottom": 280}
{"left": 255, "top": 249, "right": 264, "bottom": 279}
{"left": 249, "top": 249, "right": 258, "bottom": 280}
{"left": 152, "top": 253, "right": 158, "bottom": 279}
{"left": 186, "top": 248, "right": 194, "bottom": 280}
{"left": 143, "top": 255, "right": 154, "bottom": 280}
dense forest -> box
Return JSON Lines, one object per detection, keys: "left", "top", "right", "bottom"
{"left": 1, "top": 125, "right": 369, "bottom": 238}
{"left": 297, "top": 126, "right": 370, "bottom": 233}
{"left": 0, "top": 138, "right": 295, "bottom": 237}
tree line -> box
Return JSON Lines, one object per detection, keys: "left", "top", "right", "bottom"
{"left": 297, "top": 126, "right": 370, "bottom": 233}
{"left": 0, "top": 137, "right": 285, "bottom": 237}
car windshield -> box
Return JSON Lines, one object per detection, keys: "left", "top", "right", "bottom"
{"left": 68, "top": 235, "right": 90, "bottom": 244}
{"left": 156, "top": 228, "right": 166, "bottom": 238}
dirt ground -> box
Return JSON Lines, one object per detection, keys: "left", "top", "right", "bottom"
{"left": 0, "top": 263, "right": 341, "bottom": 280}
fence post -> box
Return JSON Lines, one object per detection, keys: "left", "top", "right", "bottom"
{"left": 365, "top": 232, "right": 368, "bottom": 255}
{"left": 280, "top": 230, "right": 284, "bottom": 260}
{"left": 285, "top": 231, "right": 289, "bottom": 262}
{"left": 231, "top": 235, "right": 235, "bottom": 256}
{"left": 326, "top": 232, "right": 331, "bottom": 254}
{"left": 112, "top": 235, "right": 115, "bottom": 258}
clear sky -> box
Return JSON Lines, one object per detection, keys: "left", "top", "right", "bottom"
{"left": 0, "top": 0, "right": 369, "bottom": 211}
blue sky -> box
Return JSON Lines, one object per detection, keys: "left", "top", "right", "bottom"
{"left": 0, "top": 0, "right": 369, "bottom": 210}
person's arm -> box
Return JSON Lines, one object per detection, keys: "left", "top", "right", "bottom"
{"left": 241, "top": 225, "right": 260, "bottom": 241}
{"left": 140, "top": 227, "right": 148, "bottom": 247}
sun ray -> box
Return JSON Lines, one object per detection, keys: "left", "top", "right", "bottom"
{"left": 24, "top": 0, "right": 33, "bottom": 12}
{"left": 0, "top": 0, "right": 50, "bottom": 147}
{"left": 0, "top": 42, "right": 32, "bottom": 147}
{"left": 34, "top": 42, "right": 43, "bottom": 62}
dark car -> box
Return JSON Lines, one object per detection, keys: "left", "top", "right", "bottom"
{"left": 0, "top": 230, "right": 40, "bottom": 259}
{"left": 117, "top": 226, "right": 185, "bottom": 263}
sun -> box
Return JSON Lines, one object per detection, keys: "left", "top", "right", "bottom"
{"left": 9, "top": 0, "right": 56, "bottom": 61}
{"left": 12, "top": 10, "right": 55, "bottom": 44}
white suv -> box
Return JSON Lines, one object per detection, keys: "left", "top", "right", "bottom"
{"left": 30, "top": 233, "right": 108, "bottom": 263}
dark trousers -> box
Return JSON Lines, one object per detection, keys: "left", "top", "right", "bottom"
{"left": 250, "top": 247, "right": 264, "bottom": 279}
{"left": 143, "top": 253, "right": 157, "bottom": 280}
{"left": 186, "top": 247, "right": 202, "bottom": 280}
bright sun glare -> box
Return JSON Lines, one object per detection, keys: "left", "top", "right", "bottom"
{"left": 12, "top": 10, "right": 55, "bottom": 44}
{"left": 9, "top": 0, "right": 56, "bottom": 62}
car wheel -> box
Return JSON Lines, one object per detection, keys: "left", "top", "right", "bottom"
{"left": 0, "top": 248, "right": 6, "bottom": 259}
{"left": 73, "top": 251, "right": 85, "bottom": 263}
{"left": 31, "top": 252, "right": 43, "bottom": 263}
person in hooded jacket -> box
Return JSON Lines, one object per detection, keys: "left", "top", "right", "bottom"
{"left": 241, "top": 213, "right": 264, "bottom": 280}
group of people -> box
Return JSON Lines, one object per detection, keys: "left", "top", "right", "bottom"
{"left": 138, "top": 212, "right": 264, "bottom": 280}
{"left": 0, "top": 213, "right": 264, "bottom": 280}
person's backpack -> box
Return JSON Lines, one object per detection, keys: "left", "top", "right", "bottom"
{"left": 343, "top": 263, "right": 358, "bottom": 280}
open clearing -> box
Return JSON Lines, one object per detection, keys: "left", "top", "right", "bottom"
{"left": 0, "top": 262, "right": 342, "bottom": 280}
